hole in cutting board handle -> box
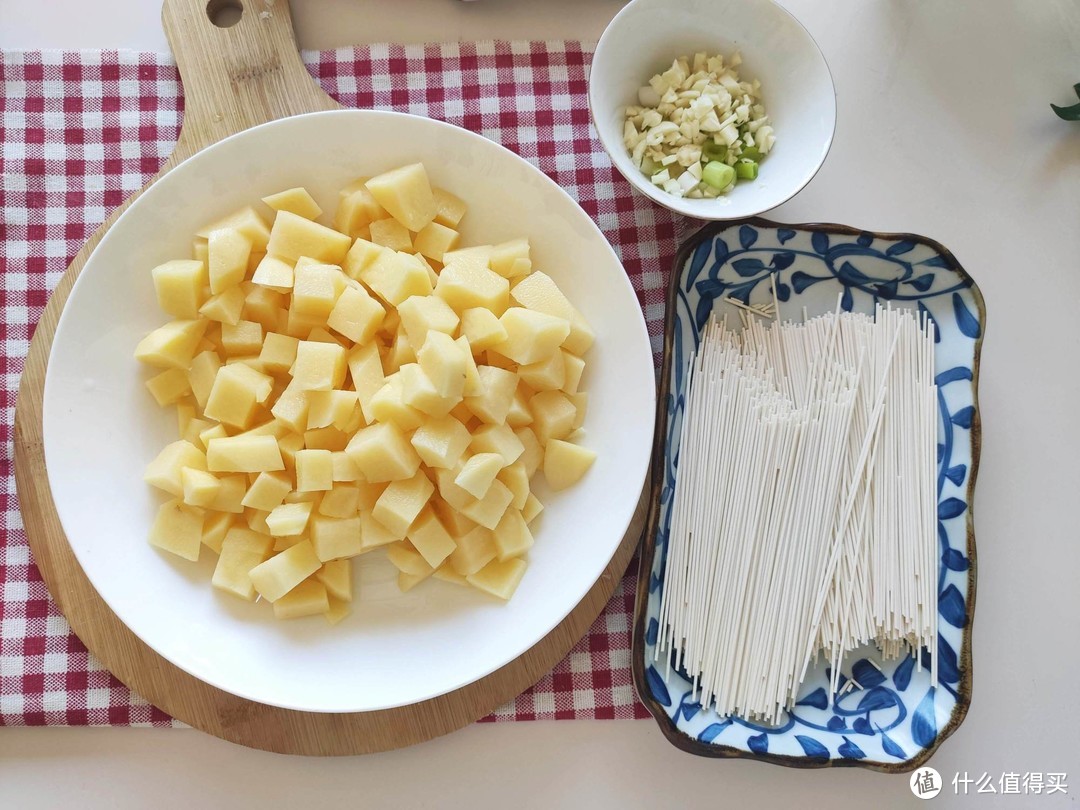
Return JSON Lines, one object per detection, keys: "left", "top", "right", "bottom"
{"left": 207, "top": 0, "right": 244, "bottom": 28}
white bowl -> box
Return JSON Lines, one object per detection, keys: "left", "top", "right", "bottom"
{"left": 42, "top": 110, "right": 656, "bottom": 713}
{"left": 589, "top": 0, "right": 836, "bottom": 220}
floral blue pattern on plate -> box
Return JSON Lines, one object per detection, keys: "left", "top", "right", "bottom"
{"left": 633, "top": 219, "right": 984, "bottom": 772}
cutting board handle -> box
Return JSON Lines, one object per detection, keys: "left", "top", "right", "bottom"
{"left": 162, "top": 0, "right": 338, "bottom": 158}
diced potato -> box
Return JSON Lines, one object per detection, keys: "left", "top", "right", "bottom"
{"left": 181, "top": 467, "right": 221, "bottom": 508}
{"left": 508, "top": 257, "right": 532, "bottom": 279}
{"left": 152, "top": 259, "right": 207, "bottom": 319}
{"left": 511, "top": 271, "right": 594, "bottom": 355}
{"left": 357, "top": 510, "right": 400, "bottom": 551}
{"left": 272, "top": 578, "right": 330, "bottom": 618}
{"left": 530, "top": 390, "right": 577, "bottom": 445}
{"left": 410, "top": 415, "right": 471, "bottom": 469}
{"left": 488, "top": 238, "right": 530, "bottom": 279}
{"left": 360, "top": 250, "right": 433, "bottom": 307}
{"left": 506, "top": 385, "right": 534, "bottom": 428}
{"left": 372, "top": 471, "right": 434, "bottom": 537}
{"left": 467, "top": 557, "right": 527, "bottom": 600}
{"left": 495, "top": 308, "right": 570, "bottom": 365}
{"left": 416, "top": 330, "right": 467, "bottom": 403}
{"left": 492, "top": 509, "right": 534, "bottom": 561}
{"left": 518, "top": 349, "right": 565, "bottom": 391}
{"left": 212, "top": 527, "right": 274, "bottom": 600}
{"left": 327, "top": 285, "right": 384, "bottom": 344}
{"left": 345, "top": 341, "right": 385, "bottom": 422}
{"left": 461, "top": 307, "right": 507, "bottom": 352}
{"left": 243, "top": 284, "right": 287, "bottom": 331}
{"left": 241, "top": 471, "right": 291, "bottom": 511}
{"left": 148, "top": 498, "right": 204, "bottom": 561}
{"left": 206, "top": 435, "right": 284, "bottom": 473}
{"left": 434, "top": 261, "right": 509, "bottom": 314}
{"left": 366, "top": 163, "right": 437, "bottom": 232}
{"left": 484, "top": 349, "right": 517, "bottom": 371}
{"left": 270, "top": 382, "right": 309, "bottom": 433}
{"left": 220, "top": 319, "right": 263, "bottom": 357}
{"left": 433, "top": 564, "right": 468, "bottom": 586}
{"left": 251, "top": 254, "right": 295, "bottom": 290}
{"left": 406, "top": 507, "right": 457, "bottom": 568}
{"left": 431, "top": 496, "right": 477, "bottom": 538}
{"left": 208, "top": 227, "right": 253, "bottom": 294}
{"left": 324, "top": 596, "right": 351, "bottom": 625}
{"left": 135, "top": 319, "right": 208, "bottom": 370}
{"left": 569, "top": 391, "right": 588, "bottom": 430}
{"left": 435, "top": 466, "right": 475, "bottom": 512}
{"left": 442, "top": 245, "right": 491, "bottom": 271}
{"left": 310, "top": 514, "right": 363, "bottom": 561}
{"left": 266, "top": 210, "right": 351, "bottom": 265}
{"left": 521, "top": 492, "right": 544, "bottom": 525}
{"left": 203, "top": 363, "right": 273, "bottom": 428}
{"left": 258, "top": 332, "right": 299, "bottom": 374}
{"left": 369, "top": 217, "right": 413, "bottom": 252}
{"left": 266, "top": 501, "right": 314, "bottom": 537}
{"left": 200, "top": 286, "right": 246, "bottom": 326}
{"left": 368, "top": 373, "right": 425, "bottom": 430}
{"left": 145, "top": 440, "right": 207, "bottom": 496}
{"left": 183, "top": 416, "right": 216, "bottom": 449}
{"left": 397, "top": 295, "right": 459, "bottom": 350}
{"left": 413, "top": 221, "right": 460, "bottom": 263}
{"left": 342, "top": 238, "right": 386, "bottom": 280}
{"left": 316, "top": 558, "right": 353, "bottom": 601}
{"left": 464, "top": 366, "right": 518, "bottom": 425}
{"left": 304, "top": 426, "right": 349, "bottom": 451}
{"left": 202, "top": 511, "right": 234, "bottom": 554}
{"left": 399, "top": 362, "right": 456, "bottom": 418}
{"left": 330, "top": 451, "right": 360, "bottom": 483}
{"left": 291, "top": 340, "right": 347, "bottom": 391}
{"left": 497, "top": 461, "right": 530, "bottom": 510}
{"left": 193, "top": 239, "right": 209, "bottom": 263}
{"left": 292, "top": 261, "right": 346, "bottom": 319}
{"left": 283, "top": 304, "right": 323, "bottom": 339}
{"left": 318, "top": 485, "right": 360, "bottom": 518}
{"left": 469, "top": 423, "right": 525, "bottom": 466}
{"left": 432, "top": 187, "right": 467, "bottom": 228}
{"left": 514, "top": 426, "right": 543, "bottom": 477}
{"left": 306, "top": 390, "right": 359, "bottom": 432}
{"left": 197, "top": 206, "right": 271, "bottom": 251}
{"left": 388, "top": 547, "right": 436, "bottom": 590}
{"left": 186, "top": 350, "right": 220, "bottom": 408}
{"left": 456, "top": 336, "right": 484, "bottom": 397}
{"left": 448, "top": 525, "right": 496, "bottom": 576}
{"left": 295, "top": 448, "right": 334, "bottom": 492}
{"left": 543, "top": 439, "right": 597, "bottom": 490}
{"left": 262, "top": 187, "right": 322, "bottom": 220}
{"left": 455, "top": 453, "right": 504, "bottom": 499}
{"left": 146, "top": 367, "right": 191, "bottom": 406}
{"left": 334, "top": 183, "right": 388, "bottom": 236}
{"left": 386, "top": 325, "right": 417, "bottom": 374}
{"left": 460, "top": 479, "right": 514, "bottom": 530}
{"left": 345, "top": 422, "right": 421, "bottom": 483}
{"left": 561, "top": 350, "right": 585, "bottom": 394}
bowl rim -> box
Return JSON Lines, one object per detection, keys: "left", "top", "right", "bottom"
{"left": 630, "top": 216, "right": 984, "bottom": 771}
{"left": 587, "top": 0, "right": 838, "bottom": 221}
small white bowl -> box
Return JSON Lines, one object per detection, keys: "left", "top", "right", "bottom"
{"left": 589, "top": 0, "right": 836, "bottom": 220}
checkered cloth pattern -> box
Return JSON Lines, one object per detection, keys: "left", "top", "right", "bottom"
{"left": 0, "top": 43, "right": 682, "bottom": 726}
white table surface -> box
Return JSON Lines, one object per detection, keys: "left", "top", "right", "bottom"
{"left": 2, "top": 1, "right": 1078, "bottom": 807}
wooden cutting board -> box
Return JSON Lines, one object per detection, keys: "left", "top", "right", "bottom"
{"left": 11, "top": 0, "right": 649, "bottom": 755}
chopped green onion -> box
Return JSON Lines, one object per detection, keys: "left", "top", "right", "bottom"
{"left": 740, "top": 146, "right": 761, "bottom": 161}
{"left": 701, "top": 161, "right": 736, "bottom": 190}
{"left": 735, "top": 160, "right": 759, "bottom": 180}
{"left": 702, "top": 141, "right": 728, "bottom": 162}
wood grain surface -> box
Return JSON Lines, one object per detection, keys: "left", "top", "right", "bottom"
{"left": 11, "top": 0, "right": 650, "bottom": 755}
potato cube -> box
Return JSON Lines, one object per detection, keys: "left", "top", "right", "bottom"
{"left": 461, "top": 307, "right": 507, "bottom": 352}
{"left": 368, "top": 217, "right": 413, "bottom": 252}
{"left": 251, "top": 254, "right": 294, "bottom": 290}
{"left": 492, "top": 509, "right": 534, "bottom": 561}
{"left": 342, "top": 238, "right": 386, "bottom": 280}
{"left": 242, "top": 471, "right": 291, "bottom": 511}
{"left": 204, "top": 363, "right": 273, "bottom": 428}
{"left": 455, "top": 453, "right": 504, "bottom": 500}
{"left": 569, "top": 391, "right": 587, "bottom": 430}
{"left": 464, "top": 366, "right": 518, "bottom": 425}
{"left": 152, "top": 259, "right": 208, "bottom": 319}
{"left": 530, "top": 390, "right": 577, "bottom": 445}
{"left": 469, "top": 423, "right": 525, "bottom": 466}
{"left": 318, "top": 485, "right": 360, "bottom": 518}
{"left": 435, "top": 466, "right": 475, "bottom": 512}
{"left": 521, "top": 492, "right": 544, "bottom": 525}
{"left": 346, "top": 341, "right": 385, "bottom": 422}
{"left": 211, "top": 473, "right": 248, "bottom": 514}
{"left": 331, "top": 451, "right": 361, "bottom": 482}
{"left": 488, "top": 238, "right": 530, "bottom": 279}
{"left": 399, "top": 362, "right": 455, "bottom": 418}
{"left": 334, "top": 183, "right": 388, "bottom": 236}
{"left": 397, "top": 295, "right": 459, "bottom": 349}
{"left": 506, "top": 385, "right": 534, "bottom": 428}
{"left": 431, "top": 497, "right": 477, "bottom": 538}
{"left": 467, "top": 557, "right": 527, "bottom": 600}
{"left": 258, "top": 332, "right": 299, "bottom": 374}
{"left": 345, "top": 422, "right": 421, "bottom": 483}
{"left": 291, "top": 340, "right": 347, "bottom": 391}
{"left": 145, "top": 440, "right": 207, "bottom": 496}
{"left": 181, "top": 467, "right": 221, "bottom": 508}
{"left": 145, "top": 367, "right": 191, "bottom": 406}
{"left": 511, "top": 271, "right": 594, "bottom": 355}
{"left": 291, "top": 261, "right": 345, "bottom": 320}
{"left": 270, "top": 382, "right": 310, "bottom": 432}
{"left": 202, "top": 511, "right": 234, "bottom": 554}
{"left": 366, "top": 163, "right": 437, "bottom": 232}
{"left": 291, "top": 448, "right": 330, "bottom": 492}
{"left": 206, "top": 435, "right": 284, "bottom": 473}
{"left": 508, "top": 257, "right": 532, "bottom": 279}
{"left": 368, "top": 374, "right": 425, "bottom": 430}
{"left": 416, "top": 331, "right": 467, "bottom": 403}
{"left": 543, "top": 439, "right": 597, "bottom": 490}
{"left": 410, "top": 415, "right": 471, "bottom": 469}
{"left": 187, "top": 350, "right": 221, "bottom": 408}
{"left": 324, "top": 596, "right": 351, "bottom": 625}
{"left": 327, "top": 285, "right": 384, "bottom": 344}
{"left": 307, "top": 390, "right": 359, "bottom": 431}
{"left": 310, "top": 514, "right": 362, "bottom": 561}
{"left": 495, "top": 308, "right": 570, "bottom": 365}
{"left": 360, "top": 250, "right": 433, "bottom": 307}
{"left": 433, "top": 564, "right": 468, "bottom": 586}
{"left": 406, "top": 507, "right": 457, "bottom": 568}
{"left": 283, "top": 304, "right": 323, "bottom": 339}
{"left": 208, "top": 227, "right": 252, "bottom": 294}
{"left": 434, "top": 261, "right": 509, "bottom": 314}
{"left": 200, "top": 286, "right": 246, "bottom": 326}
{"left": 518, "top": 348, "right": 565, "bottom": 391}
{"left": 266, "top": 210, "right": 351, "bottom": 264}
{"left": 561, "top": 350, "right": 585, "bottom": 394}
{"left": 272, "top": 578, "right": 330, "bottom": 618}
{"left": 359, "top": 509, "right": 402, "bottom": 550}
{"left": 455, "top": 336, "right": 484, "bottom": 397}
{"left": 262, "top": 187, "right": 322, "bottom": 220}
{"left": 316, "top": 559, "right": 352, "bottom": 601}
{"left": 148, "top": 498, "right": 204, "bottom": 561}
{"left": 220, "top": 319, "right": 263, "bottom": 357}
{"left": 304, "top": 427, "right": 349, "bottom": 451}
{"left": 386, "top": 325, "right": 417, "bottom": 374}
{"left": 134, "top": 319, "right": 208, "bottom": 370}
{"left": 192, "top": 239, "right": 209, "bottom": 263}
{"left": 386, "top": 543, "right": 435, "bottom": 581}
{"left": 447, "top": 525, "right": 496, "bottom": 576}
{"left": 212, "top": 527, "right": 274, "bottom": 600}
{"left": 498, "top": 461, "right": 530, "bottom": 510}
{"left": 183, "top": 417, "right": 216, "bottom": 449}
{"left": 514, "top": 427, "right": 543, "bottom": 477}
{"left": 460, "top": 479, "right": 514, "bottom": 530}
{"left": 442, "top": 245, "right": 491, "bottom": 270}
{"left": 413, "top": 222, "right": 460, "bottom": 263}
{"left": 432, "top": 187, "right": 467, "bottom": 228}
{"left": 484, "top": 349, "right": 517, "bottom": 371}
{"left": 197, "top": 206, "right": 271, "bottom": 251}
{"left": 373, "top": 471, "right": 434, "bottom": 537}
{"left": 266, "top": 501, "right": 314, "bottom": 537}
{"left": 235, "top": 418, "right": 290, "bottom": 440}
{"left": 241, "top": 284, "right": 285, "bottom": 331}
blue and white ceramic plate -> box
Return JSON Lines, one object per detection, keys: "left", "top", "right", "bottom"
{"left": 633, "top": 219, "right": 983, "bottom": 772}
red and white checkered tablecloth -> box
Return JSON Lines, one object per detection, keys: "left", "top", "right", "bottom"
{"left": 0, "top": 42, "right": 681, "bottom": 726}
